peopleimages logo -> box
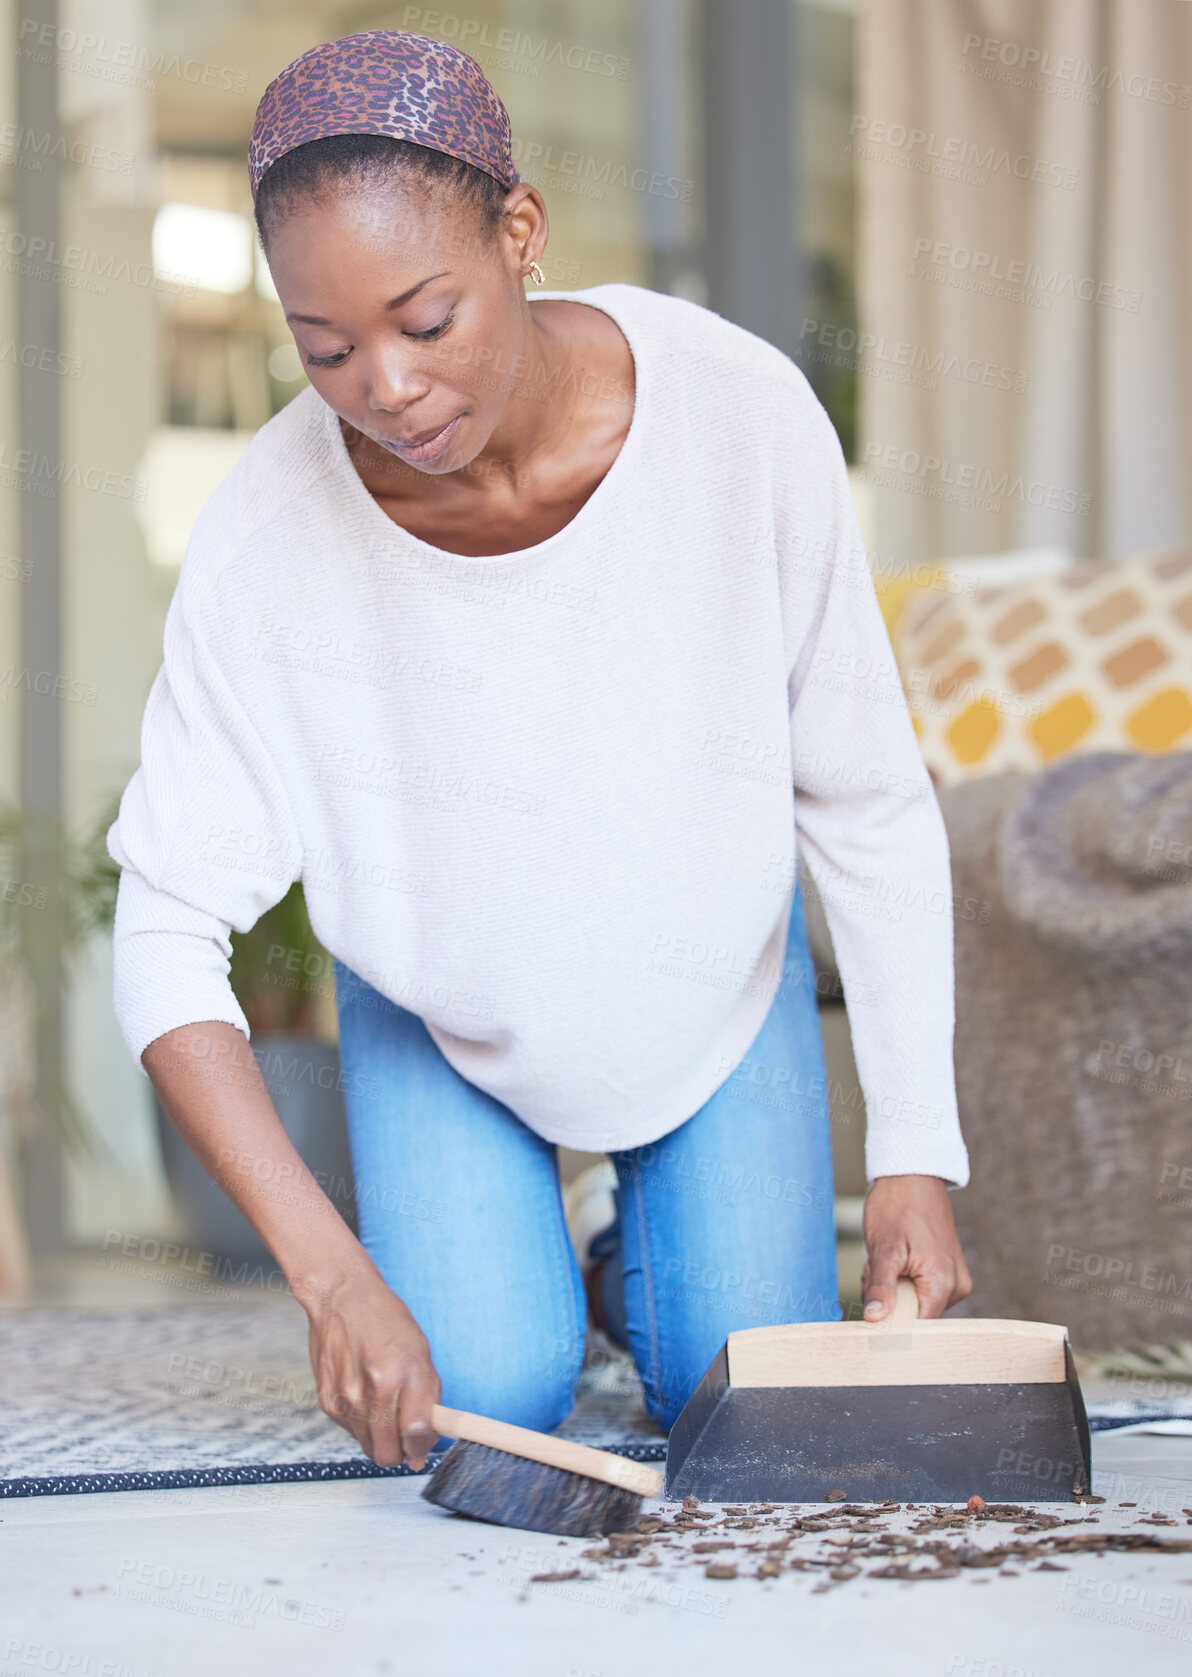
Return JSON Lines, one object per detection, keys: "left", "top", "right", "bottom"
{"left": 17, "top": 18, "right": 249, "bottom": 92}
{"left": 910, "top": 238, "right": 1141, "bottom": 312}
{"left": 399, "top": 8, "right": 630, "bottom": 78}
{"left": 862, "top": 441, "right": 1091, "bottom": 517}
{"left": 1045, "top": 1243, "right": 1192, "bottom": 1301}
{"left": 0, "top": 225, "right": 197, "bottom": 297}
{"left": 510, "top": 138, "right": 692, "bottom": 201}
{"left": 798, "top": 318, "right": 1027, "bottom": 394}
{"left": 848, "top": 114, "right": 1078, "bottom": 189}
{"left": 960, "top": 31, "right": 1192, "bottom": 108}
{"left": 0, "top": 120, "right": 133, "bottom": 174}
{"left": 0, "top": 340, "right": 83, "bottom": 378}
{"left": 0, "top": 444, "right": 147, "bottom": 501}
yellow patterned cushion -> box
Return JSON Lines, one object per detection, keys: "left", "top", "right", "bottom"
{"left": 891, "top": 550, "right": 1192, "bottom": 783}
{"left": 873, "top": 566, "right": 954, "bottom": 641}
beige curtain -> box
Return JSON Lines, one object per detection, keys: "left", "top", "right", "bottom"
{"left": 856, "top": 0, "right": 1192, "bottom": 564}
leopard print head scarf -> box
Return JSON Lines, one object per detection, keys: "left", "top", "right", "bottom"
{"left": 248, "top": 30, "right": 519, "bottom": 199}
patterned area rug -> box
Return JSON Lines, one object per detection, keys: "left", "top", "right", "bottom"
{"left": 2, "top": 1305, "right": 1188, "bottom": 1498}
{"left": 0, "top": 1304, "right": 663, "bottom": 1498}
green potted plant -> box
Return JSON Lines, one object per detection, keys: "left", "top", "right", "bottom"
{"left": 0, "top": 798, "right": 121, "bottom": 1293}
{"left": 0, "top": 796, "right": 357, "bottom": 1283}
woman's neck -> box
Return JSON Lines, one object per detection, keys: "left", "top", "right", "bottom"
{"left": 341, "top": 296, "right": 635, "bottom": 557}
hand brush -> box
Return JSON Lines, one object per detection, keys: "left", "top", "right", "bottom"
{"left": 421, "top": 1402, "right": 662, "bottom": 1536}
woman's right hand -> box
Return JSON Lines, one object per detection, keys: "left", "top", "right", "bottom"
{"left": 301, "top": 1267, "right": 442, "bottom": 1469}
{"left": 142, "top": 1023, "right": 442, "bottom": 1469}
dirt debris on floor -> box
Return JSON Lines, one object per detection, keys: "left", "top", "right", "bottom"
{"left": 530, "top": 1494, "right": 1192, "bottom": 1590}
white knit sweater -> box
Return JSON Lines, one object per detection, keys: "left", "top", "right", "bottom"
{"left": 108, "top": 283, "right": 970, "bottom": 1185}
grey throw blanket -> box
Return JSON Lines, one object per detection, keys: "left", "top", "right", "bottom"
{"left": 937, "top": 751, "right": 1192, "bottom": 1352}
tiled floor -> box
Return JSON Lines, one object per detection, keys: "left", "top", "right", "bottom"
{"left": 3, "top": 1255, "right": 1189, "bottom": 1674}
{"left": 2, "top": 1429, "right": 1190, "bottom": 1675}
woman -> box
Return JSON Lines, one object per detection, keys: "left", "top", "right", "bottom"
{"left": 108, "top": 31, "right": 972, "bottom": 1474}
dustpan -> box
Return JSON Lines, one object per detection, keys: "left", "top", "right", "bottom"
{"left": 666, "top": 1282, "right": 1091, "bottom": 1504}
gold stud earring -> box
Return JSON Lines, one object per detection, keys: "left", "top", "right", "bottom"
{"left": 528, "top": 260, "right": 546, "bottom": 286}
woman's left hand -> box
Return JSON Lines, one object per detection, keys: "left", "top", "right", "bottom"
{"left": 860, "top": 1174, "right": 972, "bottom": 1322}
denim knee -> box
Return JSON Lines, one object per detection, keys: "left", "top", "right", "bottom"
{"left": 641, "top": 1364, "right": 704, "bottom": 1434}
{"left": 433, "top": 1336, "right": 584, "bottom": 1436}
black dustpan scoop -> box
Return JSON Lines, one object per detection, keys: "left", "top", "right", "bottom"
{"left": 665, "top": 1282, "right": 1091, "bottom": 1504}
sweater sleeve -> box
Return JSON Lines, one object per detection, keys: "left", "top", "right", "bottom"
{"left": 106, "top": 529, "right": 302, "bottom": 1069}
{"left": 779, "top": 393, "right": 970, "bottom": 1187}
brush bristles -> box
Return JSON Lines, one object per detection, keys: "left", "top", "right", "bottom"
{"left": 421, "top": 1440, "right": 647, "bottom": 1537}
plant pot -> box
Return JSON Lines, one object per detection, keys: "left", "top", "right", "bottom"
{"left": 155, "top": 1033, "right": 358, "bottom": 1269}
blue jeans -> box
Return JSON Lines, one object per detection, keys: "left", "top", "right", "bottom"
{"left": 332, "top": 884, "right": 840, "bottom": 1435}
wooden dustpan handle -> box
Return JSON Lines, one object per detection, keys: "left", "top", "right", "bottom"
{"left": 888, "top": 1278, "right": 920, "bottom": 1330}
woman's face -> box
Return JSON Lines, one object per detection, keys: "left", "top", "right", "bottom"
{"left": 264, "top": 180, "right": 538, "bottom": 474}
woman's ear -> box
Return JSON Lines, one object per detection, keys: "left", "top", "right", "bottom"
{"left": 499, "top": 182, "right": 550, "bottom": 277}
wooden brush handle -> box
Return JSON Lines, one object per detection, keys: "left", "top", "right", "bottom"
{"left": 431, "top": 1403, "right": 663, "bottom": 1498}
